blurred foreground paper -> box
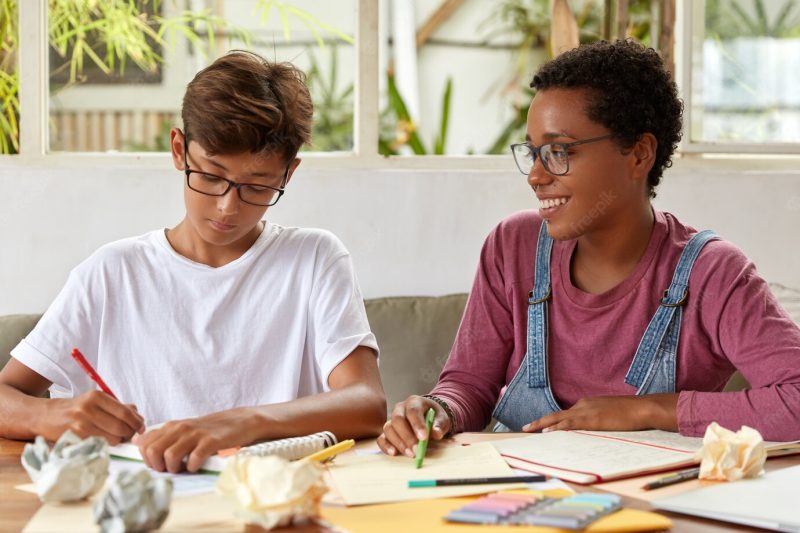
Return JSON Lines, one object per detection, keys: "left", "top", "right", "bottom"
{"left": 21, "top": 431, "right": 109, "bottom": 502}
{"left": 93, "top": 470, "right": 172, "bottom": 533}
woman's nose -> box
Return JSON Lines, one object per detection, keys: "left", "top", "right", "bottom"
{"left": 527, "top": 157, "right": 553, "bottom": 190}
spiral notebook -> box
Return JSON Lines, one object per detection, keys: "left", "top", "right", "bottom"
{"left": 109, "top": 430, "right": 338, "bottom": 473}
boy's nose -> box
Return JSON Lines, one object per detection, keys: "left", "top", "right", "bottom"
{"left": 216, "top": 188, "right": 241, "bottom": 214}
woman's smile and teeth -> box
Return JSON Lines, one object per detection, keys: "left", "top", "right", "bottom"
{"left": 537, "top": 196, "right": 570, "bottom": 217}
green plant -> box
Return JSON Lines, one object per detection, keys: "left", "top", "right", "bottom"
{"left": 707, "top": 0, "right": 800, "bottom": 39}
{"left": 0, "top": 0, "right": 17, "bottom": 153}
{"left": 304, "top": 45, "right": 353, "bottom": 152}
{"left": 480, "top": 0, "right": 550, "bottom": 81}
{"left": 48, "top": 1, "right": 244, "bottom": 85}
{"left": 254, "top": 0, "right": 354, "bottom": 46}
{"left": 479, "top": 0, "right": 662, "bottom": 155}
{"left": 485, "top": 87, "right": 535, "bottom": 155}
{"left": 379, "top": 69, "right": 452, "bottom": 156}
{"left": 0, "top": 0, "right": 354, "bottom": 154}
{"left": 627, "top": 0, "right": 654, "bottom": 45}
{"left": 0, "top": 0, "right": 231, "bottom": 154}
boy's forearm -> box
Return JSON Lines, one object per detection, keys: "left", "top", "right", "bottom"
{"left": 238, "top": 383, "right": 386, "bottom": 444}
{"left": 0, "top": 384, "right": 49, "bottom": 441}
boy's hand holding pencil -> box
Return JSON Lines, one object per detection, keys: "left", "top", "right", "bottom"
{"left": 39, "top": 348, "right": 145, "bottom": 445}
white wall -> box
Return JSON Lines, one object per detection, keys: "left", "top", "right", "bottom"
{"left": 1, "top": 157, "right": 799, "bottom": 315}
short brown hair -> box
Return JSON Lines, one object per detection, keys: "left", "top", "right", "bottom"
{"left": 182, "top": 50, "right": 313, "bottom": 161}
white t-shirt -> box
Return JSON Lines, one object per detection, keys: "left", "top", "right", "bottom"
{"left": 12, "top": 223, "right": 378, "bottom": 426}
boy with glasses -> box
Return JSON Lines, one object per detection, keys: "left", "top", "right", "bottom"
{"left": 379, "top": 39, "right": 800, "bottom": 457}
{"left": 0, "top": 51, "right": 386, "bottom": 473}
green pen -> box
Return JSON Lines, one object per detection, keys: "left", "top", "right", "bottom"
{"left": 414, "top": 408, "right": 435, "bottom": 469}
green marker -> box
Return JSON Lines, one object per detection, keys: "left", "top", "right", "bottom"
{"left": 414, "top": 408, "right": 435, "bottom": 469}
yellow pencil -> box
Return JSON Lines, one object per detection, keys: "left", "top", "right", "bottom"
{"left": 302, "top": 439, "right": 355, "bottom": 463}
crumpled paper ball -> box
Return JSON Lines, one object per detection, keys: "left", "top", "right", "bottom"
{"left": 21, "top": 430, "right": 109, "bottom": 502}
{"left": 93, "top": 470, "right": 173, "bottom": 533}
{"left": 217, "top": 455, "right": 328, "bottom": 531}
{"left": 696, "top": 422, "right": 766, "bottom": 481}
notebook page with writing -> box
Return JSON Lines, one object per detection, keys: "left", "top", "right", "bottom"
{"left": 493, "top": 431, "right": 699, "bottom": 484}
{"left": 493, "top": 430, "right": 800, "bottom": 485}
{"left": 575, "top": 430, "right": 800, "bottom": 455}
{"left": 109, "top": 430, "right": 337, "bottom": 473}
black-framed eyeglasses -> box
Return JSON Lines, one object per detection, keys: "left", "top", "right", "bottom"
{"left": 510, "top": 135, "right": 613, "bottom": 176}
{"left": 183, "top": 141, "right": 289, "bottom": 207}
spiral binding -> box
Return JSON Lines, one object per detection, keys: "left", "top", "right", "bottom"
{"left": 238, "top": 431, "right": 338, "bottom": 461}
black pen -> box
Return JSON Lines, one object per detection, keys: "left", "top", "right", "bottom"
{"left": 408, "top": 475, "right": 546, "bottom": 488}
{"left": 641, "top": 467, "right": 701, "bottom": 491}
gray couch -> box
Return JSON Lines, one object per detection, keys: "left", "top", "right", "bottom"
{"left": 2, "top": 285, "right": 800, "bottom": 410}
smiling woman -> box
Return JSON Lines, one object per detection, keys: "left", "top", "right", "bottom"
{"left": 377, "top": 39, "right": 800, "bottom": 459}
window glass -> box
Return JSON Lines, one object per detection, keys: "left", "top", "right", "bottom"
{"left": 379, "top": 0, "right": 657, "bottom": 156}
{"left": 693, "top": 0, "right": 800, "bottom": 144}
{"left": 1, "top": 0, "right": 18, "bottom": 154}
{"left": 47, "top": 0, "right": 354, "bottom": 153}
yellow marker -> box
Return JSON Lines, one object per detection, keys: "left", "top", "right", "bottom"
{"left": 302, "top": 439, "right": 355, "bottom": 463}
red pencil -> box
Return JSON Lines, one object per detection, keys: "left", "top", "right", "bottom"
{"left": 70, "top": 348, "right": 118, "bottom": 400}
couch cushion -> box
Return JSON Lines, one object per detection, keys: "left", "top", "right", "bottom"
{"left": 770, "top": 283, "right": 800, "bottom": 324}
{"left": 365, "top": 294, "right": 468, "bottom": 414}
{"left": 0, "top": 314, "right": 41, "bottom": 372}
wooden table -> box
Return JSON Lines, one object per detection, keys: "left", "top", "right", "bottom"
{"left": 2, "top": 437, "right": 796, "bottom": 532}
{"left": 0, "top": 438, "right": 40, "bottom": 532}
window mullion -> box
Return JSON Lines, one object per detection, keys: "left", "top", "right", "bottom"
{"left": 354, "top": 0, "right": 379, "bottom": 162}
{"left": 18, "top": 1, "right": 48, "bottom": 159}
{"left": 675, "top": 0, "right": 692, "bottom": 153}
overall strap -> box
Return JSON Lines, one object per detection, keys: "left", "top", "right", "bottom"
{"left": 527, "top": 222, "right": 554, "bottom": 388}
{"left": 624, "top": 230, "right": 717, "bottom": 389}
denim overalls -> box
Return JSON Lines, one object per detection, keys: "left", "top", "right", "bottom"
{"left": 492, "top": 222, "right": 717, "bottom": 431}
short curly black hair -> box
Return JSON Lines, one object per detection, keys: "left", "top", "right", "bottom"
{"left": 531, "top": 39, "right": 682, "bottom": 198}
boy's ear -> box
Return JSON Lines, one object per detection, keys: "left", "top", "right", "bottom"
{"left": 283, "top": 158, "right": 301, "bottom": 187}
{"left": 170, "top": 128, "right": 187, "bottom": 171}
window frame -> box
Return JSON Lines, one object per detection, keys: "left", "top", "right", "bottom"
{"left": 676, "top": 0, "right": 800, "bottom": 154}
{"left": 4, "top": 0, "right": 799, "bottom": 171}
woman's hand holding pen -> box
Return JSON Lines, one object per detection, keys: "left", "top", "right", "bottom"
{"left": 377, "top": 395, "right": 451, "bottom": 458}
{"left": 522, "top": 394, "right": 679, "bottom": 433}
{"left": 43, "top": 390, "right": 144, "bottom": 445}
{"left": 132, "top": 409, "right": 253, "bottom": 473}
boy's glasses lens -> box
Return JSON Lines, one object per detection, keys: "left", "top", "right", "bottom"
{"left": 187, "top": 172, "right": 282, "bottom": 206}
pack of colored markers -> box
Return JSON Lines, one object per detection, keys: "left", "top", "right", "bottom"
{"left": 444, "top": 492, "right": 621, "bottom": 529}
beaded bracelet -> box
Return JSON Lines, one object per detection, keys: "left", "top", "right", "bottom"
{"left": 422, "top": 394, "right": 456, "bottom": 437}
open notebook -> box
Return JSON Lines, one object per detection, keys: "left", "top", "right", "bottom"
{"left": 492, "top": 430, "right": 800, "bottom": 485}
{"left": 109, "top": 430, "right": 338, "bottom": 473}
